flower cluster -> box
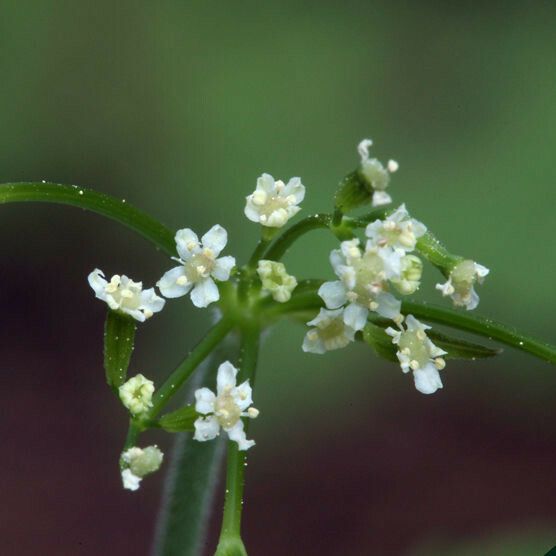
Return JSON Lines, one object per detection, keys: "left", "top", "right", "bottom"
{"left": 121, "top": 445, "right": 164, "bottom": 491}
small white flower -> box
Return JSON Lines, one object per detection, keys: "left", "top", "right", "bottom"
{"left": 365, "top": 204, "right": 426, "bottom": 253}
{"left": 391, "top": 254, "right": 423, "bottom": 296}
{"left": 318, "top": 239, "right": 403, "bottom": 331}
{"left": 435, "top": 259, "right": 489, "bottom": 311}
{"left": 257, "top": 260, "right": 297, "bottom": 303}
{"left": 386, "top": 315, "right": 447, "bottom": 395}
{"left": 119, "top": 373, "right": 155, "bottom": 415}
{"left": 193, "top": 361, "right": 258, "bottom": 451}
{"left": 88, "top": 269, "right": 165, "bottom": 322}
{"left": 244, "top": 173, "right": 305, "bottom": 228}
{"left": 157, "top": 225, "right": 236, "bottom": 308}
{"left": 120, "top": 445, "right": 164, "bottom": 492}
{"left": 357, "top": 138, "right": 398, "bottom": 207}
{"left": 302, "top": 308, "right": 356, "bottom": 354}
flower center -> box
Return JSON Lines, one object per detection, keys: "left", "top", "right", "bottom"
{"left": 214, "top": 390, "right": 242, "bottom": 429}
{"left": 185, "top": 250, "right": 215, "bottom": 282}
{"left": 350, "top": 251, "right": 387, "bottom": 305}
{"left": 398, "top": 330, "right": 430, "bottom": 368}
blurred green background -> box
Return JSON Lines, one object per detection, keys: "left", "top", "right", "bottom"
{"left": 1, "top": 2, "right": 556, "bottom": 555}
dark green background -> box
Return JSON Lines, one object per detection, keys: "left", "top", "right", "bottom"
{"left": 1, "top": 2, "right": 556, "bottom": 555}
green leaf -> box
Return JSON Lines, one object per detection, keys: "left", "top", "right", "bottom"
{"left": 158, "top": 405, "right": 198, "bottom": 433}
{"left": 427, "top": 329, "right": 501, "bottom": 360}
{"left": 104, "top": 310, "right": 136, "bottom": 389}
{"left": 0, "top": 182, "right": 175, "bottom": 256}
{"left": 152, "top": 334, "right": 239, "bottom": 556}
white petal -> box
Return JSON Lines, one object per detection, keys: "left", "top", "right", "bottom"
{"left": 465, "top": 288, "right": 480, "bottom": 311}
{"left": 343, "top": 303, "right": 368, "bottom": 331}
{"left": 412, "top": 219, "right": 427, "bottom": 239}
{"left": 244, "top": 200, "right": 262, "bottom": 223}
{"left": 88, "top": 268, "right": 108, "bottom": 299}
{"left": 372, "top": 191, "right": 392, "bottom": 206}
{"left": 413, "top": 363, "right": 443, "bottom": 394}
{"left": 225, "top": 420, "right": 255, "bottom": 451}
{"left": 194, "top": 387, "right": 216, "bottom": 414}
{"left": 190, "top": 278, "right": 220, "bottom": 308}
{"left": 140, "top": 288, "right": 166, "bottom": 314}
{"left": 283, "top": 177, "right": 305, "bottom": 203}
{"left": 318, "top": 281, "right": 347, "bottom": 309}
{"left": 302, "top": 330, "right": 326, "bottom": 354}
{"left": 256, "top": 173, "right": 276, "bottom": 194}
{"left": 217, "top": 361, "right": 238, "bottom": 393}
{"left": 265, "top": 208, "right": 290, "bottom": 228}
{"left": 157, "top": 266, "right": 192, "bottom": 298}
{"left": 234, "top": 380, "right": 253, "bottom": 411}
{"left": 201, "top": 225, "right": 228, "bottom": 256}
{"left": 329, "top": 249, "right": 345, "bottom": 273}
{"left": 125, "top": 309, "right": 146, "bottom": 322}
{"left": 212, "top": 256, "right": 236, "bottom": 281}
{"left": 121, "top": 469, "right": 142, "bottom": 491}
{"left": 374, "top": 292, "right": 402, "bottom": 320}
{"left": 475, "top": 263, "right": 490, "bottom": 280}
{"left": 193, "top": 416, "right": 220, "bottom": 442}
{"left": 385, "top": 326, "right": 401, "bottom": 343}
{"left": 175, "top": 228, "right": 200, "bottom": 260}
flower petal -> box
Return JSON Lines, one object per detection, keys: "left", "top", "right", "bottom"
{"left": 283, "top": 177, "right": 305, "bottom": 203}
{"left": 234, "top": 380, "right": 253, "bottom": 411}
{"left": 302, "top": 330, "right": 326, "bottom": 354}
{"left": 190, "top": 277, "right": 220, "bottom": 308}
{"left": 175, "top": 228, "right": 200, "bottom": 261}
{"left": 201, "top": 225, "right": 228, "bottom": 256}
{"left": 225, "top": 420, "right": 255, "bottom": 451}
{"left": 194, "top": 387, "right": 216, "bottom": 414}
{"left": 121, "top": 469, "right": 142, "bottom": 491}
{"left": 88, "top": 268, "right": 108, "bottom": 299}
{"left": 212, "top": 256, "right": 236, "bottom": 281}
{"left": 375, "top": 292, "right": 402, "bottom": 320}
{"left": 413, "top": 363, "right": 443, "bottom": 394}
{"left": 343, "top": 303, "right": 368, "bottom": 331}
{"left": 318, "top": 281, "right": 347, "bottom": 309}
{"left": 193, "top": 416, "right": 220, "bottom": 442}
{"left": 217, "top": 361, "right": 238, "bottom": 393}
{"left": 157, "top": 266, "right": 192, "bottom": 298}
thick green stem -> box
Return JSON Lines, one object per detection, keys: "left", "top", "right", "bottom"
{"left": 216, "top": 322, "right": 260, "bottom": 555}
{"left": 149, "top": 317, "right": 235, "bottom": 418}
{"left": 0, "top": 182, "right": 175, "bottom": 256}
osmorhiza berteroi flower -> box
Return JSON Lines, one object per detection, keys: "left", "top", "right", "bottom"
{"left": 119, "top": 373, "right": 155, "bottom": 415}
{"left": 244, "top": 173, "right": 305, "bottom": 228}
{"left": 386, "top": 315, "right": 447, "bottom": 395}
{"left": 121, "top": 445, "right": 164, "bottom": 491}
{"left": 157, "top": 225, "right": 236, "bottom": 308}
{"left": 436, "top": 259, "right": 489, "bottom": 310}
{"left": 88, "top": 269, "right": 165, "bottom": 322}
{"left": 193, "top": 361, "right": 259, "bottom": 451}
{"left": 302, "top": 308, "right": 356, "bottom": 354}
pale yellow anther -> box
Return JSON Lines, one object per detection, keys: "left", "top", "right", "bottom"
{"left": 401, "top": 347, "right": 411, "bottom": 356}
{"left": 346, "top": 291, "right": 358, "bottom": 303}
{"left": 144, "top": 309, "right": 153, "bottom": 319}
{"left": 248, "top": 407, "right": 260, "bottom": 419}
{"left": 383, "top": 221, "right": 397, "bottom": 232}
{"left": 416, "top": 330, "right": 426, "bottom": 341}
{"left": 251, "top": 190, "right": 267, "bottom": 206}
{"left": 369, "top": 301, "right": 379, "bottom": 311}
{"left": 388, "top": 159, "right": 399, "bottom": 172}
{"left": 307, "top": 330, "right": 319, "bottom": 341}
{"left": 196, "top": 265, "right": 206, "bottom": 275}
{"left": 348, "top": 246, "right": 360, "bottom": 258}
{"left": 434, "top": 358, "right": 446, "bottom": 370}
{"left": 176, "top": 275, "right": 188, "bottom": 286}
{"left": 409, "top": 359, "right": 420, "bottom": 371}
{"left": 186, "top": 241, "right": 197, "bottom": 251}
{"left": 121, "top": 288, "right": 134, "bottom": 299}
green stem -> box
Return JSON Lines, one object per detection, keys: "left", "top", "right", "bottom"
{"left": 402, "top": 300, "right": 556, "bottom": 364}
{"left": 0, "top": 182, "right": 175, "bottom": 256}
{"left": 216, "top": 322, "right": 260, "bottom": 555}
{"left": 263, "top": 214, "right": 331, "bottom": 261}
{"left": 149, "top": 317, "right": 235, "bottom": 418}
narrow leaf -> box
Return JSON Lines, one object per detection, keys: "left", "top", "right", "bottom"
{"left": 104, "top": 310, "right": 136, "bottom": 389}
{"left": 334, "top": 170, "right": 371, "bottom": 213}
{"left": 158, "top": 405, "right": 198, "bottom": 433}
{"left": 427, "top": 330, "right": 500, "bottom": 359}
{"left": 0, "top": 182, "right": 175, "bottom": 256}
{"left": 362, "top": 322, "right": 398, "bottom": 362}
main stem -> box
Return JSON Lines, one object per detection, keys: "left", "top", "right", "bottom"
{"left": 216, "top": 322, "right": 260, "bottom": 555}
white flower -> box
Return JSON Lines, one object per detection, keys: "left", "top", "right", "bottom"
{"left": 193, "top": 361, "right": 259, "bottom": 451}
{"left": 386, "top": 315, "right": 447, "bottom": 395}
{"left": 157, "top": 225, "right": 236, "bottom": 308}
{"left": 88, "top": 269, "right": 165, "bottom": 322}
{"left": 257, "top": 260, "right": 297, "bottom": 303}
{"left": 365, "top": 204, "right": 426, "bottom": 252}
{"left": 318, "top": 239, "right": 403, "bottom": 331}
{"left": 391, "top": 254, "right": 423, "bottom": 296}
{"left": 357, "top": 139, "right": 398, "bottom": 207}
{"left": 244, "top": 173, "right": 305, "bottom": 228}
{"left": 435, "top": 259, "right": 489, "bottom": 311}
{"left": 119, "top": 373, "right": 155, "bottom": 415}
{"left": 302, "top": 308, "right": 356, "bottom": 354}
{"left": 121, "top": 445, "right": 164, "bottom": 491}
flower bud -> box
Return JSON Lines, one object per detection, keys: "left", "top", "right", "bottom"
{"left": 391, "top": 255, "right": 423, "bottom": 295}
{"left": 257, "top": 260, "right": 297, "bottom": 303}
{"left": 119, "top": 373, "right": 155, "bottom": 415}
